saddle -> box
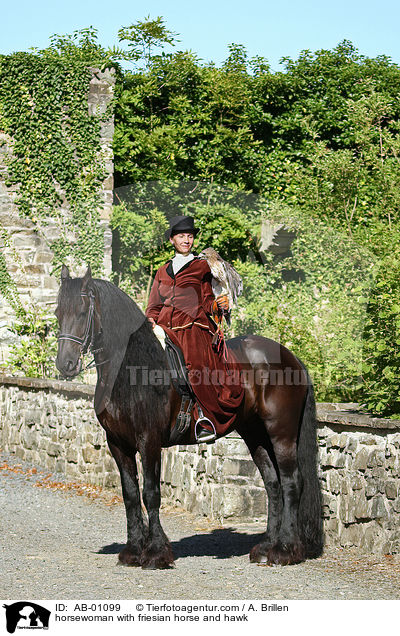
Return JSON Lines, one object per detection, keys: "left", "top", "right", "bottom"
{"left": 164, "top": 334, "right": 196, "bottom": 443}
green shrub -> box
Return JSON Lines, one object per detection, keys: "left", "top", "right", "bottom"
{"left": 8, "top": 308, "right": 58, "bottom": 378}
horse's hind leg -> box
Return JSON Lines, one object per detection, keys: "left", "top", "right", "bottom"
{"left": 240, "top": 421, "right": 305, "bottom": 566}
{"left": 139, "top": 440, "right": 174, "bottom": 569}
{"left": 107, "top": 438, "right": 146, "bottom": 567}
{"left": 238, "top": 425, "right": 283, "bottom": 563}
{"left": 266, "top": 438, "right": 305, "bottom": 565}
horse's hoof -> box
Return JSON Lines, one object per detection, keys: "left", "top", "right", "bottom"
{"left": 250, "top": 541, "right": 305, "bottom": 566}
{"left": 118, "top": 546, "right": 142, "bottom": 567}
{"left": 140, "top": 545, "right": 175, "bottom": 570}
{"left": 266, "top": 542, "right": 305, "bottom": 566}
{"left": 249, "top": 543, "right": 270, "bottom": 564}
{"left": 249, "top": 543, "right": 268, "bottom": 564}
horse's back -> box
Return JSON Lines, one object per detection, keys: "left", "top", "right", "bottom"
{"left": 227, "top": 334, "right": 303, "bottom": 370}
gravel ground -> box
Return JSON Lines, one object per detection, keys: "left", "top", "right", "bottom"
{"left": 1, "top": 450, "right": 400, "bottom": 601}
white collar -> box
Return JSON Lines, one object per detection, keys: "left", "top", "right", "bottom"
{"left": 172, "top": 252, "right": 194, "bottom": 273}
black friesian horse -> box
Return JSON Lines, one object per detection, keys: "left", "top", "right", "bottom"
{"left": 55, "top": 266, "right": 323, "bottom": 569}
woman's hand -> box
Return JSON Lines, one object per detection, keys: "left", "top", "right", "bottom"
{"left": 215, "top": 294, "right": 229, "bottom": 311}
{"left": 148, "top": 317, "right": 156, "bottom": 329}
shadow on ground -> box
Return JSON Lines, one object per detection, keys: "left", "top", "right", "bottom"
{"left": 97, "top": 528, "right": 262, "bottom": 560}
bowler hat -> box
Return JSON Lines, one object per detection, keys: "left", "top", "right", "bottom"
{"left": 165, "top": 215, "right": 199, "bottom": 240}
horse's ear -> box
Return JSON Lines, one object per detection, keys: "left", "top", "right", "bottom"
{"left": 81, "top": 265, "right": 92, "bottom": 292}
{"left": 61, "top": 264, "right": 70, "bottom": 281}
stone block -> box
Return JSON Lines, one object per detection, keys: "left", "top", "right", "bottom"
{"left": 211, "top": 484, "right": 250, "bottom": 519}
{"left": 367, "top": 449, "right": 385, "bottom": 468}
{"left": 211, "top": 437, "right": 247, "bottom": 457}
{"left": 323, "top": 516, "right": 339, "bottom": 537}
{"left": 327, "top": 433, "right": 341, "bottom": 448}
{"left": 370, "top": 496, "right": 388, "bottom": 520}
{"left": 47, "top": 442, "right": 62, "bottom": 457}
{"left": 385, "top": 481, "right": 398, "bottom": 500}
{"left": 82, "top": 445, "right": 98, "bottom": 464}
{"left": 338, "top": 497, "right": 355, "bottom": 523}
{"left": 326, "top": 471, "right": 341, "bottom": 494}
{"left": 66, "top": 447, "right": 79, "bottom": 464}
{"left": 320, "top": 451, "right": 336, "bottom": 468}
{"left": 205, "top": 457, "right": 219, "bottom": 479}
{"left": 21, "top": 428, "right": 39, "bottom": 450}
{"left": 335, "top": 453, "right": 347, "bottom": 468}
{"left": 34, "top": 250, "right": 54, "bottom": 265}
{"left": 353, "top": 447, "right": 368, "bottom": 471}
{"left": 354, "top": 492, "right": 368, "bottom": 519}
{"left": 221, "top": 457, "right": 257, "bottom": 479}
{"left": 23, "top": 408, "right": 43, "bottom": 425}
{"left": 351, "top": 475, "right": 363, "bottom": 490}
{"left": 340, "top": 524, "right": 361, "bottom": 547}
{"left": 359, "top": 434, "right": 379, "bottom": 446}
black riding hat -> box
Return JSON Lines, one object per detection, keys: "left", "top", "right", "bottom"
{"left": 165, "top": 215, "right": 199, "bottom": 240}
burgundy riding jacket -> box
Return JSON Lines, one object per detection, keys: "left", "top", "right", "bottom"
{"left": 145, "top": 257, "right": 244, "bottom": 435}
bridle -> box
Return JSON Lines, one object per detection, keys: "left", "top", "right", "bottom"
{"left": 58, "top": 290, "right": 107, "bottom": 370}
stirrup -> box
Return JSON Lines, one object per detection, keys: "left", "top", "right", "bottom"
{"left": 195, "top": 416, "right": 217, "bottom": 444}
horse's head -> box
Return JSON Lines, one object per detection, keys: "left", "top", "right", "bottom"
{"left": 55, "top": 264, "right": 100, "bottom": 379}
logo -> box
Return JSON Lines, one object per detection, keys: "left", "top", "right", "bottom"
{"left": 3, "top": 602, "right": 51, "bottom": 634}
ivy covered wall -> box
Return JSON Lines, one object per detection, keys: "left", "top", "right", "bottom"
{"left": 0, "top": 60, "right": 115, "bottom": 366}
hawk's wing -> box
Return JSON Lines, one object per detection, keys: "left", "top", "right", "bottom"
{"left": 198, "top": 247, "right": 243, "bottom": 307}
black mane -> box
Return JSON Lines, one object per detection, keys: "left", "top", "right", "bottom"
{"left": 91, "top": 278, "right": 168, "bottom": 376}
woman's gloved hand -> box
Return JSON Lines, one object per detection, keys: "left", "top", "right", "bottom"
{"left": 215, "top": 294, "right": 229, "bottom": 310}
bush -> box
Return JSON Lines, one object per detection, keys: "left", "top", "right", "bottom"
{"left": 8, "top": 308, "right": 58, "bottom": 378}
{"left": 360, "top": 247, "right": 400, "bottom": 416}
{"left": 230, "top": 205, "right": 375, "bottom": 401}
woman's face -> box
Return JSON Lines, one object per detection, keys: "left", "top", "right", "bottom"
{"left": 170, "top": 232, "right": 194, "bottom": 255}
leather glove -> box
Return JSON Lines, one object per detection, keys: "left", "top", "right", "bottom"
{"left": 215, "top": 294, "right": 229, "bottom": 311}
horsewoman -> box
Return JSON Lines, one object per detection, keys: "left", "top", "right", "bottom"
{"left": 146, "top": 215, "right": 244, "bottom": 443}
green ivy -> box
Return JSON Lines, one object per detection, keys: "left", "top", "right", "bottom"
{"left": 0, "top": 44, "right": 113, "bottom": 278}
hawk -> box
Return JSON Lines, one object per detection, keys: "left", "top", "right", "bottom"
{"left": 198, "top": 247, "right": 243, "bottom": 325}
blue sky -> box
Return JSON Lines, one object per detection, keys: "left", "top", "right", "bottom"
{"left": 2, "top": 0, "right": 399, "bottom": 71}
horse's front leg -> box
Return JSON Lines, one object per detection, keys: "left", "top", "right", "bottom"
{"left": 139, "top": 439, "right": 174, "bottom": 569}
{"left": 107, "top": 437, "right": 147, "bottom": 566}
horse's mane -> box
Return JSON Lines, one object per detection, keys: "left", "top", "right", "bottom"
{"left": 92, "top": 278, "right": 168, "bottom": 374}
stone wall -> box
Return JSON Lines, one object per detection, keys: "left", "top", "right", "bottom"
{"left": 0, "top": 68, "right": 115, "bottom": 364}
{"left": 0, "top": 376, "right": 399, "bottom": 555}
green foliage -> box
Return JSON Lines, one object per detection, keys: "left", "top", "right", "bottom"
{"left": 0, "top": 228, "right": 22, "bottom": 313}
{"left": 110, "top": 203, "right": 168, "bottom": 299}
{"left": 118, "top": 16, "right": 179, "bottom": 67}
{"left": 0, "top": 37, "right": 112, "bottom": 276}
{"left": 230, "top": 204, "right": 375, "bottom": 401}
{"left": 360, "top": 237, "right": 400, "bottom": 416}
{"left": 4, "top": 21, "right": 400, "bottom": 413}
{"left": 283, "top": 86, "right": 400, "bottom": 238}
{"left": 8, "top": 308, "right": 58, "bottom": 378}
{"left": 113, "top": 47, "right": 268, "bottom": 191}
{"left": 111, "top": 34, "right": 400, "bottom": 410}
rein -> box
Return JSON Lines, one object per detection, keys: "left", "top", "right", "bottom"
{"left": 58, "top": 291, "right": 107, "bottom": 370}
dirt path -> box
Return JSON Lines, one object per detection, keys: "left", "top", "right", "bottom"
{"left": 1, "top": 450, "right": 400, "bottom": 601}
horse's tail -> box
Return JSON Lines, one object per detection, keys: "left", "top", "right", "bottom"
{"left": 297, "top": 370, "right": 324, "bottom": 558}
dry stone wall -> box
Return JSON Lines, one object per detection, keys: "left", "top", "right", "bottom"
{"left": 0, "top": 376, "right": 399, "bottom": 555}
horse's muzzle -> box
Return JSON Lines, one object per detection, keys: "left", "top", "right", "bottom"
{"left": 55, "top": 354, "right": 82, "bottom": 379}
